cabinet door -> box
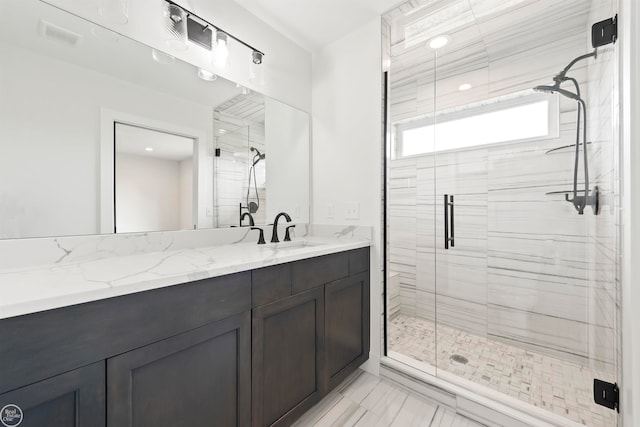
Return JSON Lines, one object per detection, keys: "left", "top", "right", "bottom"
{"left": 325, "top": 272, "right": 370, "bottom": 389}
{"left": 252, "top": 287, "right": 325, "bottom": 427}
{"left": 0, "top": 361, "right": 105, "bottom": 427}
{"left": 107, "top": 312, "right": 251, "bottom": 427}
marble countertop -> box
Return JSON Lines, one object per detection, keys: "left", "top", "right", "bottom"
{"left": 0, "top": 236, "right": 370, "bottom": 320}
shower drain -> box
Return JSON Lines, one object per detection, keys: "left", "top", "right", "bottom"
{"left": 450, "top": 354, "right": 469, "bottom": 364}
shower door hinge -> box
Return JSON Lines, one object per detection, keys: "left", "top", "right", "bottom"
{"left": 593, "top": 379, "right": 619, "bottom": 412}
{"left": 592, "top": 15, "right": 617, "bottom": 48}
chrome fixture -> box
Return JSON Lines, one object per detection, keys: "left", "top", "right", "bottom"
{"left": 271, "top": 212, "right": 293, "bottom": 243}
{"left": 164, "top": 0, "right": 265, "bottom": 69}
{"left": 534, "top": 50, "right": 600, "bottom": 215}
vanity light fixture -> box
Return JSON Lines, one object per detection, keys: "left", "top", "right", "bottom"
{"left": 197, "top": 68, "right": 217, "bottom": 81}
{"left": 428, "top": 35, "right": 450, "bottom": 49}
{"left": 164, "top": 0, "right": 265, "bottom": 70}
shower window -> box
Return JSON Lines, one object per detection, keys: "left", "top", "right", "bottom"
{"left": 396, "top": 93, "right": 558, "bottom": 157}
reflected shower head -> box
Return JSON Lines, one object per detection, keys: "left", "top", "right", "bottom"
{"left": 250, "top": 146, "right": 265, "bottom": 166}
{"left": 533, "top": 84, "right": 581, "bottom": 101}
{"left": 250, "top": 146, "right": 265, "bottom": 159}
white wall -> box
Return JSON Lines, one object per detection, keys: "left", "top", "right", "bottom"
{"left": 265, "top": 97, "right": 310, "bottom": 223}
{"left": 43, "top": 0, "right": 312, "bottom": 112}
{"left": 312, "top": 18, "right": 383, "bottom": 373}
{"left": 179, "top": 158, "right": 194, "bottom": 229}
{"left": 116, "top": 153, "right": 182, "bottom": 233}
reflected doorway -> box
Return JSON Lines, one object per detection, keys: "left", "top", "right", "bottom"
{"left": 114, "top": 123, "right": 195, "bottom": 233}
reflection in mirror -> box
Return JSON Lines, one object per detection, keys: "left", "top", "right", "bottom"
{"left": 0, "top": 0, "right": 310, "bottom": 240}
{"left": 115, "top": 124, "right": 195, "bottom": 233}
{"left": 214, "top": 93, "right": 266, "bottom": 227}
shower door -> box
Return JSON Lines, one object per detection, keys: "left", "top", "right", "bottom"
{"left": 385, "top": 1, "right": 619, "bottom": 426}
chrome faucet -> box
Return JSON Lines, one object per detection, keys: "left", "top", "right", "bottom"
{"left": 270, "top": 212, "right": 293, "bottom": 243}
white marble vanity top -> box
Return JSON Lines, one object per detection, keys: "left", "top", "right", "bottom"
{"left": 0, "top": 225, "right": 371, "bottom": 320}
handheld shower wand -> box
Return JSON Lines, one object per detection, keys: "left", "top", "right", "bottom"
{"left": 245, "top": 146, "right": 265, "bottom": 214}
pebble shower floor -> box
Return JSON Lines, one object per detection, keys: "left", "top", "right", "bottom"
{"left": 388, "top": 314, "right": 616, "bottom": 427}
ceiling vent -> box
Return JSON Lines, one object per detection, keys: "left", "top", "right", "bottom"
{"left": 38, "top": 20, "right": 82, "bottom": 47}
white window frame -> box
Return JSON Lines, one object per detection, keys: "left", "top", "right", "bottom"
{"left": 393, "top": 92, "right": 560, "bottom": 159}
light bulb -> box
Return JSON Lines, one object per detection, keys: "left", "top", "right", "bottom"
{"left": 428, "top": 35, "right": 450, "bottom": 49}
{"left": 215, "top": 32, "right": 229, "bottom": 67}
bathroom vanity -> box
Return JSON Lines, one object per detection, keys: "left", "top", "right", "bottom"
{"left": 0, "top": 242, "right": 370, "bottom": 427}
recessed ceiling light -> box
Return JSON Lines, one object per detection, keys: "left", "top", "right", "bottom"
{"left": 458, "top": 83, "right": 472, "bottom": 91}
{"left": 197, "top": 68, "right": 217, "bottom": 81}
{"left": 428, "top": 35, "right": 450, "bottom": 49}
{"left": 218, "top": 129, "right": 227, "bottom": 134}
{"left": 151, "top": 49, "right": 175, "bottom": 64}
{"left": 145, "top": 147, "right": 153, "bottom": 152}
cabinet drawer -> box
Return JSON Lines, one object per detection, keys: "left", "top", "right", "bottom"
{"left": 349, "top": 247, "right": 370, "bottom": 275}
{"left": 291, "top": 252, "right": 349, "bottom": 294}
{"left": 252, "top": 263, "right": 292, "bottom": 307}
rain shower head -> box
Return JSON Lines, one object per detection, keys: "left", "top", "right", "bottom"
{"left": 533, "top": 85, "right": 581, "bottom": 101}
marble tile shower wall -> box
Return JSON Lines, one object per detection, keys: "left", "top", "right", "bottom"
{"left": 388, "top": 52, "right": 617, "bottom": 369}
{"left": 214, "top": 113, "right": 266, "bottom": 227}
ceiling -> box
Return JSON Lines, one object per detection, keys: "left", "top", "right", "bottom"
{"left": 116, "top": 124, "right": 195, "bottom": 161}
{"left": 233, "top": 0, "right": 405, "bottom": 51}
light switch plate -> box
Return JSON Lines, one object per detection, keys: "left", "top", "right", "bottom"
{"left": 327, "top": 203, "right": 335, "bottom": 219}
{"left": 345, "top": 202, "right": 360, "bottom": 220}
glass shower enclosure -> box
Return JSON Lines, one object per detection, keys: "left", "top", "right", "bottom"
{"left": 384, "top": 1, "right": 619, "bottom": 426}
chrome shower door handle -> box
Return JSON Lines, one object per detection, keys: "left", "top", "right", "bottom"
{"left": 444, "top": 194, "right": 454, "bottom": 249}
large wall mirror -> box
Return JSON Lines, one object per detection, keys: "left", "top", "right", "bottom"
{"left": 0, "top": 0, "right": 310, "bottom": 239}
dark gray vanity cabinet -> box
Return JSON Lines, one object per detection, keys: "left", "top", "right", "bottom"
{"left": 0, "top": 247, "right": 370, "bottom": 427}
{"left": 0, "top": 362, "right": 105, "bottom": 427}
{"left": 107, "top": 312, "right": 251, "bottom": 427}
{"left": 251, "top": 247, "right": 370, "bottom": 427}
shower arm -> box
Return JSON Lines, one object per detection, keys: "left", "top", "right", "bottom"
{"left": 553, "top": 50, "right": 597, "bottom": 84}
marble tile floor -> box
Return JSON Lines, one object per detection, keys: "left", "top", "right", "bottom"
{"left": 293, "top": 370, "right": 484, "bottom": 427}
{"left": 388, "top": 314, "right": 616, "bottom": 427}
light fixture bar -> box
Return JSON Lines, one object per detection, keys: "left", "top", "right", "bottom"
{"left": 165, "top": 0, "right": 265, "bottom": 57}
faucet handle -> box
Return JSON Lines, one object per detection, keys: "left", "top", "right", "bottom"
{"left": 251, "top": 227, "right": 266, "bottom": 245}
{"left": 284, "top": 225, "right": 296, "bottom": 242}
